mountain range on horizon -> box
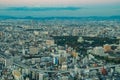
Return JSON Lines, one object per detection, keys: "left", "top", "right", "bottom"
{"left": 0, "top": 5, "right": 120, "bottom": 17}
{"left": 0, "top": 15, "right": 120, "bottom": 20}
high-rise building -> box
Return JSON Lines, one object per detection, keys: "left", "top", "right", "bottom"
{"left": 46, "top": 40, "right": 55, "bottom": 46}
{"left": 103, "top": 44, "right": 111, "bottom": 52}
{"left": 29, "top": 46, "right": 38, "bottom": 55}
{"left": 12, "top": 70, "right": 22, "bottom": 80}
{"left": 94, "top": 47, "right": 104, "bottom": 56}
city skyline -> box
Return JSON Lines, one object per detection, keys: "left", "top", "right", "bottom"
{"left": 0, "top": 0, "right": 120, "bottom": 80}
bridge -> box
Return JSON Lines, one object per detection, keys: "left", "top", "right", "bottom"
{"left": 0, "top": 52, "right": 11, "bottom": 59}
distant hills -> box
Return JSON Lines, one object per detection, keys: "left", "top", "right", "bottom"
{"left": 0, "top": 15, "right": 120, "bottom": 20}
{"left": 6, "top": 7, "right": 81, "bottom": 11}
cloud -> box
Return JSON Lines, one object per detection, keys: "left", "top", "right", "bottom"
{"left": 4, "top": 7, "right": 81, "bottom": 11}
{"left": 0, "top": 0, "right": 120, "bottom": 6}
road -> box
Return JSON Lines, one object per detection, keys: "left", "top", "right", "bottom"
{"left": 0, "top": 51, "right": 120, "bottom": 73}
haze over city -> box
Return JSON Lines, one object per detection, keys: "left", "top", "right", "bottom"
{"left": 0, "top": 0, "right": 120, "bottom": 17}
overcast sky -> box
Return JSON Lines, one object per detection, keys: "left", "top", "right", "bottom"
{"left": 0, "top": 0, "right": 120, "bottom": 7}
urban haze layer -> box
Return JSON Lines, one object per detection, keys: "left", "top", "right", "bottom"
{"left": 0, "top": 16, "right": 120, "bottom": 80}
